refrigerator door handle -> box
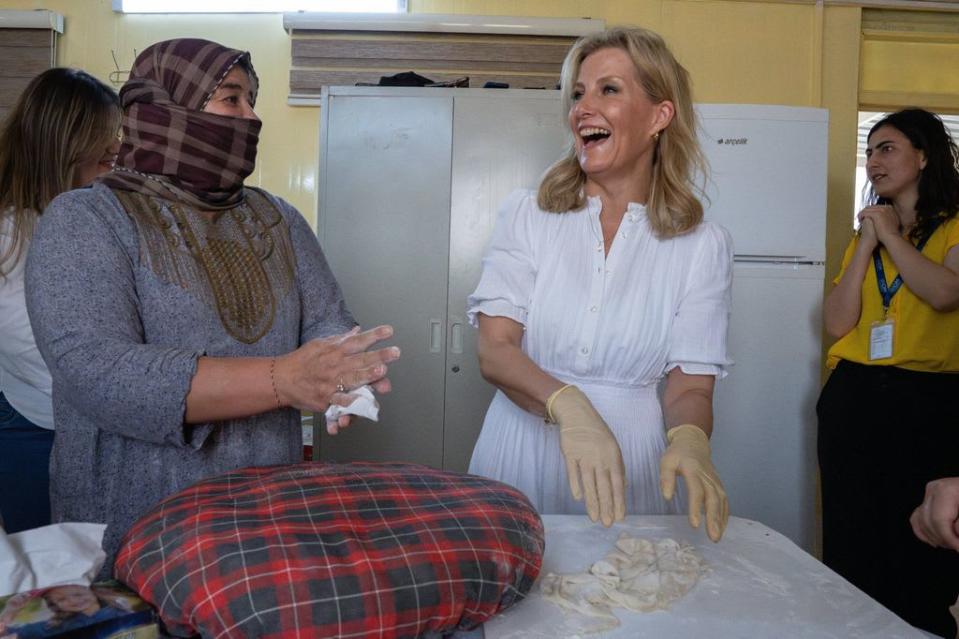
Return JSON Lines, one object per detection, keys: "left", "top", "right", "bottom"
{"left": 429, "top": 319, "right": 443, "bottom": 353}
{"left": 450, "top": 321, "right": 464, "bottom": 355}
{"left": 735, "top": 254, "right": 806, "bottom": 260}
{"left": 734, "top": 254, "right": 824, "bottom": 265}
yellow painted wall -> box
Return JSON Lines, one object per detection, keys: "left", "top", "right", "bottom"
{"left": 0, "top": 0, "right": 860, "bottom": 243}
{"left": 822, "top": 6, "right": 862, "bottom": 316}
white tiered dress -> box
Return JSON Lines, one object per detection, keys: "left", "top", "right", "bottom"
{"left": 467, "top": 190, "right": 733, "bottom": 516}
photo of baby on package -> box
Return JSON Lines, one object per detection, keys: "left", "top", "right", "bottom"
{"left": 0, "top": 582, "right": 157, "bottom": 639}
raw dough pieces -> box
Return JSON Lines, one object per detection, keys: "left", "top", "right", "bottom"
{"left": 540, "top": 532, "right": 707, "bottom": 632}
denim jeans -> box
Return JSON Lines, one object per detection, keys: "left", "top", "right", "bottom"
{"left": 0, "top": 391, "right": 54, "bottom": 532}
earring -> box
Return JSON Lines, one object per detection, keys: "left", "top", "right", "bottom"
{"left": 653, "top": 131, "right": 660, "bottom": 141}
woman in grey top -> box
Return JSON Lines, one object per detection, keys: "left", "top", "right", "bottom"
{"left": 24, "top": 38, "right": 399, "bottom": 573}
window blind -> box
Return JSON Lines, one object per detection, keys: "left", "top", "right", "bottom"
{"left": 860, "top": 8, "right": 959, "bottom": 112}
{"left": 0, "top": 21, "right": 59, "bottom": 121}
{"left": 289, "top": 30, "right": 576, "bottom": 101}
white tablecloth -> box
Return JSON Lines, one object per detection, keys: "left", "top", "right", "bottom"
{"left": 483, "top": 515, "right": 926, "bottom": 639}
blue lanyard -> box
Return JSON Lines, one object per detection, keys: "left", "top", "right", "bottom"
{"left": 872, "top": 219, "right": 942, "bottom": 313}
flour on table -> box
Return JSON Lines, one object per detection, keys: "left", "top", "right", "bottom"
{"left": 539, "top": 533, "right": 707, "bottom": 632}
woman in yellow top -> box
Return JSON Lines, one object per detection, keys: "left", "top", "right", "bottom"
{"left": 818, "top": 108, "right": 959, "bottom": 638}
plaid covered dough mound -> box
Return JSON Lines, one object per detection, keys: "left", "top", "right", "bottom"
{"left": 114, "top": 462, "right": 545, "bottom": 638}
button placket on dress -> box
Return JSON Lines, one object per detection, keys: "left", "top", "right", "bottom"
{"left": 575, "top": 200, "right": 610, "bottom": 374}
{"left": 574, "top": 202, "right": 643, "bottom": 375}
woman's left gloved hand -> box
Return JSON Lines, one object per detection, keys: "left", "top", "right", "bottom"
{"left": 659, "top": 424, "right": 729, "bottom": 542}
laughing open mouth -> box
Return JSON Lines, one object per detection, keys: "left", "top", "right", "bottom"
{"left": 580, "top": 127, "right": 611, "bottom": 146}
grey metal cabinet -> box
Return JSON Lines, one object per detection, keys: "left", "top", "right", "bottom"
{"left": 315, "top": 86, "right": 567, "bottom": 472}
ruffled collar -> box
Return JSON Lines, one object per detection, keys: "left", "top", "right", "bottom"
{"left": 585, "top": 195, "right": 647, "bottom": 222}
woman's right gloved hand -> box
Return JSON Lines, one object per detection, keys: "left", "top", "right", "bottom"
{"left": 546, "top": 385, "right": 626, "bottom": 527}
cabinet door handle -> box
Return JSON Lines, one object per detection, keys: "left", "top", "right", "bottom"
{"left": 450, "top": 322, "right": 463, "bottom": 354}
{"left": 430, "top": 319, "right": 442, "bottom": 353}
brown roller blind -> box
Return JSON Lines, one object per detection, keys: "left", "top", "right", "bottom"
{"left": 289, "top": 30, "right": 575, "bottom": 98}
{"left": 0, "top": 28, "right": 56, "bottom": 121}
{"left": 859, "top": 8, "right": 959, "bottom": 112}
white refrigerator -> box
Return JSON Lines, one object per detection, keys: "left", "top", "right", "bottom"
{"left": 697, "top": 104, "right": 828, "bottom": 552}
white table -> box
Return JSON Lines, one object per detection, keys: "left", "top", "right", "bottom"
{"left": 483, "top": 515, "right": 926, "bottom": 638}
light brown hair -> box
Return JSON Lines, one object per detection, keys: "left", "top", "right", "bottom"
{"left": 0, "top": 68, "right": 121, "bottom": 275}
{"left": 537, "top": 26, "right": 707, "bottom": 238}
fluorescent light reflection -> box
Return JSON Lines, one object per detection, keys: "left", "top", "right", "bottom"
{"left": 116, "top": 0, "right": 404, "bottom": 13}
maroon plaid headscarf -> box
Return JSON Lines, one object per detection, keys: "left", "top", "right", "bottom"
{"left": 102, "top": 38, "right": 261, "bottom": 209}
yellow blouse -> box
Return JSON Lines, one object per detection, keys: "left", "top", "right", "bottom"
{"left": 826, "top": 216, "right": 959, "bottom": 372}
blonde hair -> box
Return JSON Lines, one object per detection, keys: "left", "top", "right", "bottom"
{"left": 0, "top": 68, "right": 121, "bottom": 275}
{"left": 537, "top": 26, "right": 707, "bottom": 239}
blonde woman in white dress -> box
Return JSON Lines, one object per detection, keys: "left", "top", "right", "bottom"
{"left": 467, "top": 27, "right": 732, "bottom": 541}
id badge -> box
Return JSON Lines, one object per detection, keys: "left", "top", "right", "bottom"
{"left": 869, "top": 319, "right": 894, "bottom": 360}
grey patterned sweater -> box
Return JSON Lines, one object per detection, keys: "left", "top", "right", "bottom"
{"left": 24, "top": 182, "right": 355, "bottom": 574}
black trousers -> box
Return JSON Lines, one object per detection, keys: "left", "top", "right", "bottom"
{"left": 818, "top": 360, "right": 959, "bottom": 638}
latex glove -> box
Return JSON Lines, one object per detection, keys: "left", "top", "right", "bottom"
{"left": 546, "top": 385, "right": 626, "bottom": 527}
{"left": 660, "top": 424, "right": 729, "bottom": 542}
{"left": 910, "top": 477, "right": 959, "bottom": 552}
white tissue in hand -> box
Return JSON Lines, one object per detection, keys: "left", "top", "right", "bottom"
{"left": 325, "top": 385, "right": 379, "bottom": 422}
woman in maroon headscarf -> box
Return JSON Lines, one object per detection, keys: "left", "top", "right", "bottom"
{"left": 24, "top": 39, "right": 399, "bottom": 573}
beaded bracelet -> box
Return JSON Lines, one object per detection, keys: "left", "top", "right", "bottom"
{"left": 269, "top": 357, "right": 281, "bottom": 410}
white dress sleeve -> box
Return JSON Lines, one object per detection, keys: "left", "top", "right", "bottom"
{"left": 666, "top": 222, "right": 734, "bottom": 378}
{"left": 466, "top": 190, "right": 540, "bottom": 328}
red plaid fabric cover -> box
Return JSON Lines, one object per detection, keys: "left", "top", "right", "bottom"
{"left": 115, "top": 462, "right": 544, "bottom": 638}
